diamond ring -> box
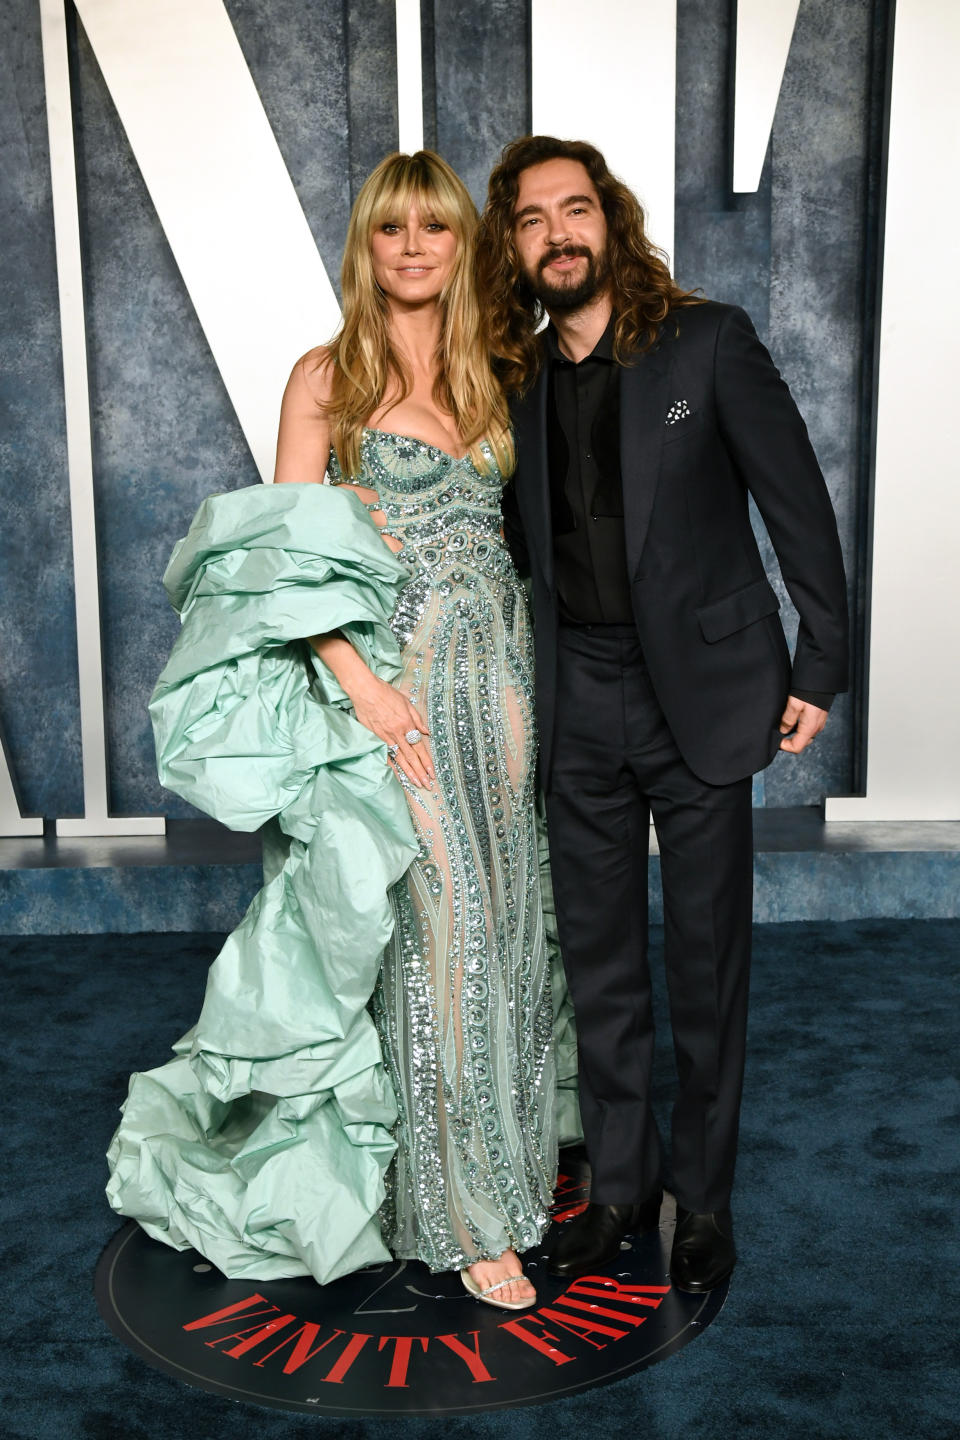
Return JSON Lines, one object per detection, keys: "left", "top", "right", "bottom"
{"left": 405, "top": 729, "right": 422, "bottom": 745}
{"left": 387, "top": 744, "right": 399, "bottom": 759}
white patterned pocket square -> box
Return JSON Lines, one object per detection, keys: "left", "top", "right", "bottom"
{"left": 665, "top": 399, "right": 691, "bottom": 426}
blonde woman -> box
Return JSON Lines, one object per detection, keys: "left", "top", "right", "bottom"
{"left": 108, "top": 153, "right": 561, "bottom": 1310}
{"left": 274, "top": 151, "right": 555, "bottom": 1308}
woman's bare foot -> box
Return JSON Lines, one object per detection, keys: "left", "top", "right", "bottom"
{"left": 466, "top": 1249, "right": 536, "bottom": 1306}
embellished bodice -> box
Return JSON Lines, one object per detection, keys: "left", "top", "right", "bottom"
{"left": 328, "top": 429, "right": 516, "bottom": 588}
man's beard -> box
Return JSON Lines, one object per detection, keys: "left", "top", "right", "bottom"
{"left": 524, "top": 244, "right": 610, "bottom": 313}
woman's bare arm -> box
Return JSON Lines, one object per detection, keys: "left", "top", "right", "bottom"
{"left": 274, "top": 349, "right": 332, "bottom": 485}
{"left": 273, "top": 350, "right": 434, "bottom": 786}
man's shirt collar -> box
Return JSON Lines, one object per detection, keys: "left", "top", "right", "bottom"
{"left": 545, "top": 312, "right": 617, "bottom": 366}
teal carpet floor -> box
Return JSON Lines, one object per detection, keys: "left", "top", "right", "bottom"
{"left": 1, "top": 919, "right": 958, "bottom": 1439}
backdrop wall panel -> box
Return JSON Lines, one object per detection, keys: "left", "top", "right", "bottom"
{"left": 1, "top": 0, "right": 891, "bottom": 824}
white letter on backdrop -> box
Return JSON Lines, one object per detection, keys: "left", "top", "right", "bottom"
{"left": 530, "top": 0, "right": 677, "bottom": 265}
{"left": 732, "top": 0, "right": 801, "bottom": 193}
{"left": 827, "top": 0, "right": 960, "bottom": 821}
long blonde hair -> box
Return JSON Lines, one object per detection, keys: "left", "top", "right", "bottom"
{"left": 319, "top": 151, "right": 514, "bottom": 479}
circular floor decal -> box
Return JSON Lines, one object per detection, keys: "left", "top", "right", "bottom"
{"left": 96, "top": 1159, "right": 727, "bottom": 1415}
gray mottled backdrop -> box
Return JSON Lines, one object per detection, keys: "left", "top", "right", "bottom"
{"left": 0, "top": 0, "right": 885, "bottom": 821}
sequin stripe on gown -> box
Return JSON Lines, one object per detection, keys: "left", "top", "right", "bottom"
{"left": 329, "top": 429, "right": 558, "bottom": 1272}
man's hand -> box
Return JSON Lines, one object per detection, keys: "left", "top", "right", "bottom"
{"left": 779, "top": 696, "right": 829, "bottom": 754}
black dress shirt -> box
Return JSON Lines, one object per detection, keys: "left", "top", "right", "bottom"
{"left": 545, "top": 318, "right": 634, "bottom": 624}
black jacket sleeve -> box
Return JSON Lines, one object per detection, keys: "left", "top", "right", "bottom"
{"left": 500, "top": 476, "right": 531, "bottom": 580}
{"left": 713, "top": 305, "right": 849, "bottom": 695}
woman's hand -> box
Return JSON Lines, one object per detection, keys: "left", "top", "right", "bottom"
{"left": 349, "top": 673, "right": 434, "bottom": 788}
{"left": 309, "top": 632, "right": 434, "bottom": 787}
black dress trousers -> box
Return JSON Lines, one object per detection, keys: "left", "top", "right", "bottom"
{"left": 545, "top": 622, "right": 754, "bottom": 1214}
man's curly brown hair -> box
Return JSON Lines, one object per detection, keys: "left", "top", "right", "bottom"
{"left": 475, "top": 135, "right": 702, "bottom": 396}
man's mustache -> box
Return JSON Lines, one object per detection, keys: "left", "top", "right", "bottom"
{"left": 539, "top": 245, "right": 592, "bottom": 273}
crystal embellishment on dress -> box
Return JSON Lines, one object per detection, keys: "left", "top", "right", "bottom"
{"left": 329, "top": 429, "right": 557, "bottom": 1272}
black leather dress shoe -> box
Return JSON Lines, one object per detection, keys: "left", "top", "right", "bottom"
{"left": 669, "top": 1207, "right": 736, "bottom": 1292}
{"left": 549, "top": 1192, "right": 663, "bottom": 1278}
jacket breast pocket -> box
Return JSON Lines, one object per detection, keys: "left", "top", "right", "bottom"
{"left": 661, "top": 411, "right": 707, "bottom": 447}
{"left": 695, "top": 577, "right": 781, "bottom": 643}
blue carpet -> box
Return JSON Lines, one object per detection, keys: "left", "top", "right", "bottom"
{"left": 1, "top": 920, "right": 958, "bottom": 1438}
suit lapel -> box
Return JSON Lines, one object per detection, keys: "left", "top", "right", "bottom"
{"left": 511, "top": 365, "right": 554, "bottom": 593}
{"left": 620, "top": 343, "right": 672, "bottom": 575}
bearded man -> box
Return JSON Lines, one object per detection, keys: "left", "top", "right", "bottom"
{"left": 475, "top": 136, "right": 848, "bottom": 1292}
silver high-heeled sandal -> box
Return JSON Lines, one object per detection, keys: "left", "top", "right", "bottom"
{"left": 460, "top": 1268, "right": 537, "bottom": 1311}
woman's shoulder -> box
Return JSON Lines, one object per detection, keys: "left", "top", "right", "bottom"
{"left": 275, "top": 347, "right": 337, "bottom": 485}
{"left": 287, "top": 345, "right": 336, "bottom": 406}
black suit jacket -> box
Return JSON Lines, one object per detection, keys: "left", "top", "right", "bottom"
{"left": 503, "top": 301, "right": 849, "bottom": 787}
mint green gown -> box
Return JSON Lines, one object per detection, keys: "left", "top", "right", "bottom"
{"left": 106, "top": 434, "right": 578, "bottom": 1283}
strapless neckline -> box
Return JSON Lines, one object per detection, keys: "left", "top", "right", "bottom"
{"left": 363, "top": 426, "right": 467, "bottom": 463}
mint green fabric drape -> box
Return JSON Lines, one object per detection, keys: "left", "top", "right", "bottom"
{"left": 106, "top": 485, "right": 419, "bottom": 1282}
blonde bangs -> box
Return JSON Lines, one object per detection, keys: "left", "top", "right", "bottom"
{"left": 365, "top": 166, "right": 466, "bottom": 239}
